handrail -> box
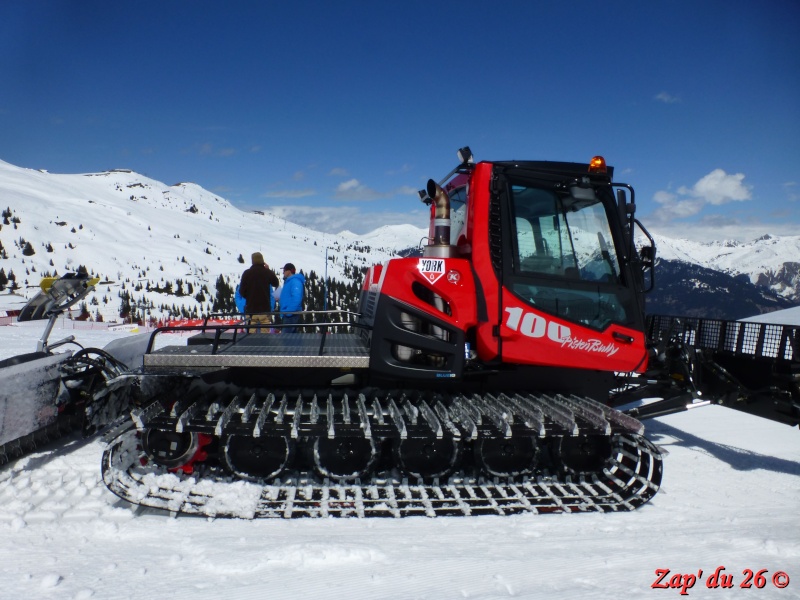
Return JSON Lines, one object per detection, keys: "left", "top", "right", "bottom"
{"left": 203, "top": 309, "right": 362, "bottom": 322}
{"left": 145, "top": 316, "right": 371, "bottom": 357}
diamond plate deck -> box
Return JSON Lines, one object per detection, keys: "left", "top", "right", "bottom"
{"left": 144, "top": 332, "right": 370, "bottom": 369}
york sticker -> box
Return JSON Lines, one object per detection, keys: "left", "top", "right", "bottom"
{"left": 418, "top": 258, "right": 445, "bottom": 284}
{"left": 504, "top": 307, "right": 619, "bottom": 357}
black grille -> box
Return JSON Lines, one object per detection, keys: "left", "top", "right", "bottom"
{"left": 647, "top": 315, "right": 798, "bottom": 361}
{"left": 489, "top": 176, "right": 503, "bottom": 275}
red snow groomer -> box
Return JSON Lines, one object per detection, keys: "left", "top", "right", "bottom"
{"left": 5, "top": 149, "right": 796, "bottom": 519}
{"left": 99, "top": 148, "right": 799, "bottom": 517}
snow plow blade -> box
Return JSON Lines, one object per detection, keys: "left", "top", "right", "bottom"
{"left": 0, "top": 272, "right": 137, "bottom": 467}
{"left": 0, "top": 352, "right": 78, "bottom": 464}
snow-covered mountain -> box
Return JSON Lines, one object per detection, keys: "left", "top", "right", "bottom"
{"left": 339, "top": 224, "right": 429, "bottom": 251}
{"left": 651, "top": 233, "right": 800, "bottom": 303}
{"left": 0, "top": 157, "right": 797, "bottom": 323}
{"left": 0, "top": 159, "right": 425, "bottom": 321}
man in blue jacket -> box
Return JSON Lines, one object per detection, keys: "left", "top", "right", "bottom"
{"left": 279, "top": 263, "right": 305, "bottom": 333}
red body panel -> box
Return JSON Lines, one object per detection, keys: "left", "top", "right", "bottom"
{"left": 466, "top": 163, "right": 648, "bottom": 373}
{"left": 498, "top": 293, "right": 648, "bottom": 372}
{"left": 366, "top": 160, "right": 649, "bottom": 375}
{"left": 368, "top": 257, "right": 479, "bottom": 332}
{"left": 466, "top": 163, "right": 647, "bottom": 373}
{"left": 467, "top": 163, "right": 502, "bottom": 360}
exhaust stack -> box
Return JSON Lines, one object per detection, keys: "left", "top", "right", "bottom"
{"left": 424, "top": 179, "right": 454, "bottom": 258}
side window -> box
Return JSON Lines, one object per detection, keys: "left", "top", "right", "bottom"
{"left": 508, "top": 181, "right": 632, "bottom": 329}
{"left": 511, "top": 186, "right": 572, "bottom": 277}
{"left": 449, "top": 186, "right": 467, "bottom": 246}
{"left": 515, "top": 217, "right": 536, "bottom": 264}
{"left": 567, "top": 204, "right": 621, "bottom": 283}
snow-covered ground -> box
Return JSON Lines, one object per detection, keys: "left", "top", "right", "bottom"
{"left": 0, "top": 321, "right": 798, "bottom": 600}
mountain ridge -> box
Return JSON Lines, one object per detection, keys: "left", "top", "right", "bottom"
{"left": 0, "top": 159, "right": 417, "bottom": 321}
{"left": 650, "top": 232, "right": 800, "bottom": 302}
{"left": 0, "top": 158, "right": 797, "bottom": 323}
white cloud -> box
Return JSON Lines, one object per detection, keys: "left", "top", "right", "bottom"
{"left": 330, "top": 179, "right": 419, "bottom": 202}
{"left": 264, "top": 204, "right": 428, "bottom": 234}
{"left": 338, "top": 179, "right": 360, "bottom": 191}
{"left": 194, "top": 142, "right": 236, "bottom": 157}
{"left": 386, "top": 164, "right": 412, "bottom": 176}
{"left": 784, "top": 181, "right": 798, "bottom": 202}
{"left": 335, "top": 179, "right": 383, "bottom": 201}
{"left": 654, "top": 91, "right": 680, "bottom": 104}
{"left": 664, "top": 198, "right": 705, "bottom": 219}
{"left": 653, "top": 189, "right": 702, "bottom": 219}
{"left": 678, "top": 169, "right": 751, "bottom": 205}
{"left": 260, "top": 189, "right": 316, "bottom": 199}
{"left": 653, "top": 190, "right": 676, "bottom": 205}
{"left": 651, "top": 169, "right": 752, "bottom": 225}
{"left": 395, "top": 185, "right": 420, "bottom": 196}
{"left": 328, "top": 167, "right": 349, "bottom": 177}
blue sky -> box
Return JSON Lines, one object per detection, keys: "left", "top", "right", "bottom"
{"left": 1, "top": 1, "right": 798, "bottom": 240}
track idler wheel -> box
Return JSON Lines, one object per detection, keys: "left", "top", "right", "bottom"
{"left": 395, "top": 437, "right": 461, "bottom": 480}
{"left": 313, "top": 436, "right": 379, "bottom": 481}
{"left": 475, "top": 437, "right": 538, "bottom": 477}
{"left": 222, "top": 435, "right": 295, "bottom": 481}
{"left": 557, "top": 435, "right": 612, "bottom": 473}
{"left": 141, "top": 429, "right": 212, "bottom": 474}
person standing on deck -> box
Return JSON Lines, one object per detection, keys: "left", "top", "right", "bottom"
{"left": 279, "top": 262, "right": 305, "bottom": 333}
{"left": 239, "top": 252, "right": 279, "bottom": 332}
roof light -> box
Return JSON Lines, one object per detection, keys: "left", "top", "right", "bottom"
{"left": 589, "top": 156, "right": 607, "bottom": 174}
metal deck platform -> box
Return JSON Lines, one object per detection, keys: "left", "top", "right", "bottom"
{"left": 144, "top": 332, "right": 371, "bottom": 370}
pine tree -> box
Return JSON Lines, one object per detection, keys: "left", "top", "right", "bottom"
{"left": 119, "top": 291, "right": 132, "bottom": 319}
{"left": 77, "top": 301, "right": 90, "bottom": 321}
{"left": 212, "top": 274, "right": 234, "bottom": 312}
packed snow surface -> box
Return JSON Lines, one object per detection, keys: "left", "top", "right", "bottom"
{"left": 0, "top": 321, "right": 798, "bottom": 599}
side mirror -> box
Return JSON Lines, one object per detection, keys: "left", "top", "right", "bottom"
{"left": 640, "top": 245, "right": 655, "bottom": 269}
{"left": 633, "top": 219, "right": 656, "bottom": 293}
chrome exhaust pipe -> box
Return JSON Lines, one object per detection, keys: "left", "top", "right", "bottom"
{"left": 424, "top": 179, "right": 453, "bottom": 257}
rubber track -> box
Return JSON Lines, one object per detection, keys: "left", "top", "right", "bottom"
{"left": 102, "top": 426, "right": 661, "bottom": 517}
